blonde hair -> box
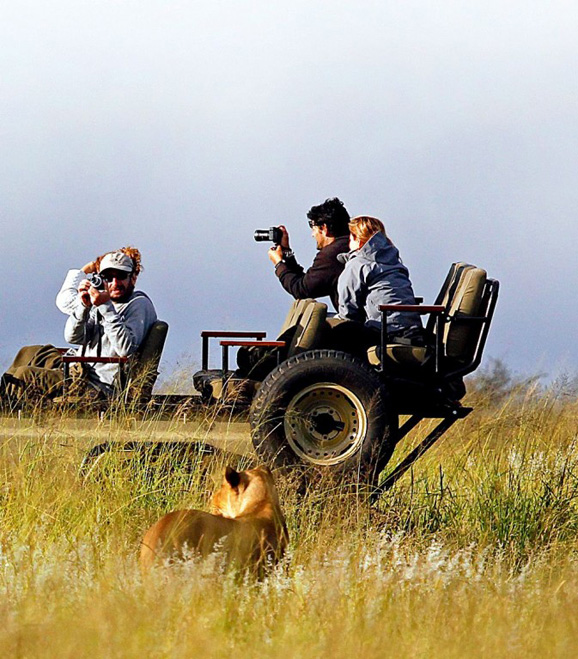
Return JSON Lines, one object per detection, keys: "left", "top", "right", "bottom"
{"left": 348, "top": 216, "right": 386, "bottom": 247}
{"left": 95, "top": 246, "right": 143, "bottom": 276}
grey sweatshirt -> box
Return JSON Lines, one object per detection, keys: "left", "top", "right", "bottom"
{"left": 56, "top": 269, "right": 158, "bottom": 391}
{"left": 336, "top": 233, "right": 422, "bottom": 335}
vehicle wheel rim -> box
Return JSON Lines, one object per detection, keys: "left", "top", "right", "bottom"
{"left": 284, "top": 382, "right": 368, "bottom": 465}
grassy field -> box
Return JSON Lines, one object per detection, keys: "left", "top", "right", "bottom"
{"left": 1, "top": 367, "right": 578, "bottom": 657}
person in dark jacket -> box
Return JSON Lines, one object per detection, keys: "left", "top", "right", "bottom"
{"left": 330, "top": 216, "right": 424, "bottom": 356}
{"left": 267, "top": 198, "right": 350, "bottom": 310}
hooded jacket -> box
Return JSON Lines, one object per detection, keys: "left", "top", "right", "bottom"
{"left": 336, "top": 232, "right": 422, "bottom": 335}
{"left": 56, "top": 269, "right": 157, "bottom": 392}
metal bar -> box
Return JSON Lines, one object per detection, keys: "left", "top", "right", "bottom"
{"left": 201, "top": 330, "right": 267, "bottom": 372}
{"left": 371, "top": 409, "right": 471, "bottom": 501}
{"left": 221, "top": 344, "right": 229, "bottom": 375}
{"left": 62, "top": 361, "right": 70, "bottom": 396}
{"left": 61, "top": 356, "right": 128, "bottom": 364}
{"left": 394, "top": 415, "right": 423, "bottom": 446}
{"left": 219, "top": 340, "right": 286, "bottom": 348}
{"left": 202, "top": 334, "right": 209, "bottom": 370}
{"left": 435, "top": 314, "right": 443, "bottom": 374}
{"left": 380, "top": 309, "right": 388, "bottom": 375}
{"left": 221, "top": 344, "right": 229, "bottom": 398}
{"left": 379, "top": 304, "right": 445, "bottom": 314}
{"left": 201, "top": 331, "right": 267, "bottom": 339}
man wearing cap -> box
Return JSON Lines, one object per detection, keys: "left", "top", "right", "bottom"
{"left": 267, "top": 197, "right": 351, "bottom": 311}
{"left": 1, "top": 246, "right": 157, "bottom": 403}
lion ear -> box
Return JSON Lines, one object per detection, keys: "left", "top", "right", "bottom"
{"left": 225, "top": 466, "right": 241, "bottom": 489}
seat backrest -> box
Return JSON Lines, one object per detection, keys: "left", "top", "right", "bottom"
{"left": 426, "top": 262, "right": 475, "bottom": 335}
{"left": 235, "top": 300, "right": 325, "bottom": 380}
{"left": 442, "top": 267, "right": 487, "bottom": 364}
{"left": 277, "top": 299, "right": 312, "bottom": 337}
{"left": 287, "top": 300, "right": 328, "bottom": 356}
{"left": 120, "top": 320, "right": 169, "bottom": 401}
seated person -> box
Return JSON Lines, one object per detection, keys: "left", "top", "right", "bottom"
{"left": 1, "top": 246, "right": 157, "bottom": 403}
{"left": 268, "top": 197, "right": 351, "bottom": 311}
{"left": 329, "top": 216, "right": 424, "bottom": 357}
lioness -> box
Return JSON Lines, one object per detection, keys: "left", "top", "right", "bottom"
{"left": 139, "top": 465, "right": 288, "bottom": 574}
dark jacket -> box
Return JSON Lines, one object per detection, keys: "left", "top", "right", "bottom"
{"left": 336, "top": 232, "right": 422, "bottom": 335}
{"left": 274, "top": 236, "right": 349, "bottom": 310}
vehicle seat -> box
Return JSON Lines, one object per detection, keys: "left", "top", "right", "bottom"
{"left": 117, "top": 320, "right": 169, "bottom": 403}
{"left": 367, "top": 264, "right": 487, "bottom": 376}
{"left": 193, "top": 299, "right": 327, "bottom": 402}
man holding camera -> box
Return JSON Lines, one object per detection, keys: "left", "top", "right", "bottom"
{"left": 1, "top": 247, "right": 157, "bottom": 403}
{"left": 267, "top": 197, "right": 351, "bottom": 310}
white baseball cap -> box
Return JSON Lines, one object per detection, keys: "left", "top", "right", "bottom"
{"left": 99, "top": 251, "right": 134, "bottom": 273}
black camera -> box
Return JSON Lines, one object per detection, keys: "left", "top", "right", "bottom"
{"left": 254, "top": 227, "right": 283, "bottom": 246}
{"left": 86, "top": 272, "right": 106, "bottom": 291}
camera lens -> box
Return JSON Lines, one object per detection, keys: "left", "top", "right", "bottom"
{"left": 254, "top": 230, "right": 270, "bottom": 242}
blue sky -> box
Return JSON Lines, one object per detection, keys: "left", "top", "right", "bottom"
{"left": 1, "top": 1, "right": 577, "bottom": 383}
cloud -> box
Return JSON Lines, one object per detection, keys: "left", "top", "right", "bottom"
{"left": 1, "top": 0, "right": 577, "bottom": 378}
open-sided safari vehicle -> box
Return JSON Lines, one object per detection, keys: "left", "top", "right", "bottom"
{"left": 189, "top": 262, "right": 499, "bottom": 491}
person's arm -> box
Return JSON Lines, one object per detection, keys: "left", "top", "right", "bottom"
{"left": 96, "top": 296, "right": 157, "bottom": 357}
{"left": 336, "top": 263, "right": 367, "bottom": 323}
{"left": 64, "top": 305, "right": 92, "bottom": 345}
{"left": 56, "top": 269, "right": 87, "bottom": 315}
{"left": 56, "top": 261, "right": 98, "bottom": 314}
{"left": 275, "top": 248, "right": 336, "bottom": 301}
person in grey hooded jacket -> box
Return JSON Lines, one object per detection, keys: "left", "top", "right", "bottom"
{"left": 331, "top": 216, "right": 423, "bottom": 354}
{"left": 1, "top": 247, "right": 157, "bottom": 404}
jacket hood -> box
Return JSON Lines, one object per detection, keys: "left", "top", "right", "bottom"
{"left": 337, "top": 232, "right": 401, "bottom": 266}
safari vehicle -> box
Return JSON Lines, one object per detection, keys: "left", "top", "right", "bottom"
{"left": 54, "top": 261, "right": 496, "bottom": 489}
{"left": 189, "top": 262, "right": 499, "bottom": 490}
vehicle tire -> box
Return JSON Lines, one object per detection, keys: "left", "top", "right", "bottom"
{"left": 249, "top": 350, "right": 397, "bottom": 478}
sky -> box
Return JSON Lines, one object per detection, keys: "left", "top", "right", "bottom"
{"left": 1, "top": 0, "right": 577, "bottom": 385}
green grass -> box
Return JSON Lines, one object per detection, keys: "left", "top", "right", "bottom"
{"left": 1, "top": 374, "right": 578, "bottom": 657}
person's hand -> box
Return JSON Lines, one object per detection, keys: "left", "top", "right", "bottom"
{"left": 278, "top": 225, "right": 290, "bottom": 249}
{"left": 268, "top": 245, "right": 283, "bottom": 266}
{"left": 81, "top": 261, "right": 97, "bottom": 274}
{"left": 88, "top": 285, "right": 111, "bottom": 307}
{"left": 78, "top": 280, "right": 92, "bottom": 308}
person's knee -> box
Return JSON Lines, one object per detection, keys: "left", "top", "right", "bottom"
{"left": 12, "top": 365, "right": 63, "bottom": 394}
{"left": 6, "top": 345, "right": 45, "bottom": 374}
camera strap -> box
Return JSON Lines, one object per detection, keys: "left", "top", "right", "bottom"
{"left": 80, "top": 310, "right": 103, "bottom": 377}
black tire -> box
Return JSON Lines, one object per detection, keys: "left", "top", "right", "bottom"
{"left": 249, "top": 350, "right": 397, "bottom": 477}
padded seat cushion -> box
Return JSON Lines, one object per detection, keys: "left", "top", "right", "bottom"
{"left": 367, "top": 344, "right": 428, "bottom": 368}
{"left": 236, "top": 299, "right": 327, "bottom": 380}
{"left": 444, "top": 267, "right": 487, "bottom": 360}
{"left": 288, "top": 301, "right": 327, "bottom": 354}
{"left": 193, "top": 370, "right": 258, "bottom": 402}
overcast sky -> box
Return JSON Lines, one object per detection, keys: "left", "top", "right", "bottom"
{"left": 1, "top": 0, "right": 576, "bottom": 384}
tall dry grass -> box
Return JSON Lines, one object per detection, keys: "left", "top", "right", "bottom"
{"left": 1, "top": 364, "right": 578, "bottom": 657}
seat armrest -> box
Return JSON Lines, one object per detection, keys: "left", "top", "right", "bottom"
{"left": 219, "top": 340, "right": 286, "bottom": 348}
{"left": 61, "top": 355, "right": 128, "bottom": 364}
{"left": 201, "top": 331, "right": 268, "bottom": 369}
{"left": 201, "top": 331, "right": 267, "bottom": 339}
{"left": 60, "top": 355, "right": 129, "bottom": 386}
{"left": 218, "top": 340, "right": 286, "bottom": 375}
{"left": 379, "top": 304, "right": 445, "bottom": 314}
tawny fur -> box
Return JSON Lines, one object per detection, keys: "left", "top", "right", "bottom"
{"left": 139, "top": 465, "right": 288, "bottom": 573}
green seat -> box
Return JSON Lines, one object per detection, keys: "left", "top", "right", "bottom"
{"left": 60, "top": 320, "right": 169, "bottom": 408}
{"left": 118, "top": 320, "right": 169, "bottom": 403}
{"left": 368, "top": 264, "right": 488, "bottom": 380}
{"left": 193, "top": 299, "right": 328, "bottom": 402}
